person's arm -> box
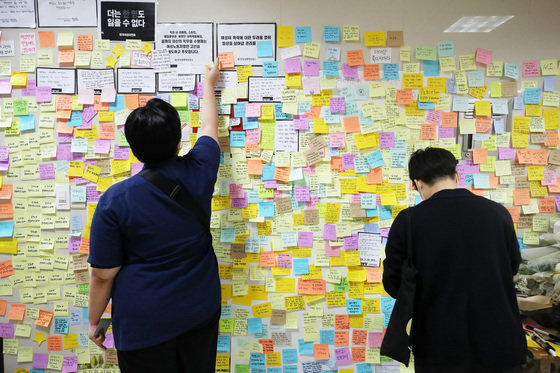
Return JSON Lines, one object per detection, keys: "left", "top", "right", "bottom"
{"left": 88, "top": 266, "right": 121, "bottom": 349}
{"left": 198, "top": 60, "right": 221, "bottom": 143}
{"left": 382, "top": 210, "right": 408, "bottom": 298}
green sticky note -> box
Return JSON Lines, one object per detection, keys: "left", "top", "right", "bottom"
{"left": 334, "top": 277, "right": 349, "bottom": 292}
{"left": 5, "top": 119, "right": 20, "bottom": 136}
{"left": 72, "top": 95, "right": 83, "bottom": 111}
{"left": 234, "top": 364, "right": 250, "bottom": 373}
{"left": 490, "top": 82, "right": 502, "bottom": 97}
{"left": 117, "top": 130, "right": 129, "bottom": 147}
{"left": 415, "top": 46, "right": 437, "bottom": 60}
{"left": 77, "top": 283, "right": 89, "bottom": 293}
{"left": 13, "top": 99, "right": 29, "bottom": 116}
{"left": 177, "top": 109, "right": 189, "bottom": 122}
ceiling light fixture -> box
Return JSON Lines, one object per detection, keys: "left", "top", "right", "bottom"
{"left": 444, "top": 16, "right": 515, "bottom": 33}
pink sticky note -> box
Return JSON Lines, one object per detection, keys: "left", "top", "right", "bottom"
{"left": 293, "top": 115, "right": 309, "bottom": 130}
{"left": 329, "top": 97, "right": 346, "bottom": 113}
{"left": 303, "top": 59, "right": 320, "bottom": 76}
{"left": 329, "top": 132, "right": 346, "bottom": 148}
{"left": 342, "top": 63, "right": 358, "bottom": 79}
{"left": 264, "top": 180, "right": 279, "bottom": 189}
{"left": 380, "top": 228, "right": 390, "bottom": 238}
{"left": 303, "top": 77, "right": 320, "bottom": 95}
{"left": 231, "top": 193, "right": 247, "bottom": 208}
{"left": 245, "top": 128, "right": 261, "bottom": 143}
{"left": 78, "top": 89, "right": 94, "bottom": 105}
{"left": 229, "top": 184, "right": 244, "bottom": 199}
{"left": 325, "top": 241, "right": 341, "bottom": 257}
{"left": 245, "top": 103, "right": 261, "bottom": 118}
{"left": 102, "top": 332, "right": 114, "bottom": 349}
{"left": 94, "top": 139, "right": 111, "bottom": 154}
{"left": 542, "top": 170, "right": 557, "bottom": 186}
{"left": 298, "top": 232, "right": 313, "bottom": 247}
{"left": 0, "top": 80, "right": 12, "bottom": 95}
{"left": 130, "top": 163, "right": 144, "bottom": 176}
{"left": 285, "top": 58, "right": 301, "bottom": 73}
{"left": 294, "top": 186, "right": 310, "bottom": 202}
{"left": 379, "top": 132, "right": 395, "bottom": 148}
{"left": 323, "top": 223, "right": 337, "bottom": 241}
{"left": 86, "top": 186, "right": 102, "bottom": 202}
{"left": 425, "top": 110, "right": 442, "bottom": 124}
{"left": 368, "top": 332, "right": 383, "bottom": 348}
{"left": 36, "top": 86, "right": 52, "bottom": 102}
{"left": 522, "top": 60, "right": 540, "bottom": 77}
{"left": 100, "top": 86, "right": 116, "bottom": 103}
{"left": 475, "top": 48, "right": 492, "bottom": 65}
{"left": 21, "top": 80, "right": 36, "bottom": 96}
{"left": 113, "top": 146, "right": 130, "bottom": 160}
{"left": 277, "top": 253, "right": 292, "bottom": 268}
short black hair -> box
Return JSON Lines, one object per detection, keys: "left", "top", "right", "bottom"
{"left": 124, "top": 98, "right": 181, "bottom": 163}
{"left": 408, "top": 147, "right": 458, "bottom": 185}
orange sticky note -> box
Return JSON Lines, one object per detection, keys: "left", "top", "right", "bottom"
{"left": 314, "top": 344, "right": 330, "bottom": 360}
{"left": 8, "top": 304, "right": 25, "bottom": 320}
{"left": 366, "top": 267, "right": 382, "bottom": 283}
{"left": 367, "top": 167, "right": 383, "bottom": 184}
{"left": 47, "top": 336, "right": 63, "bottom": 351}
{"left": 475, "top": 116, "right": 492, "bottom": 133}
{"left": 77, "top": 34, "right": 93, "bottom": 51}
{"left": 274, "top": 167, "right": 290, "bottom": 182}
{"left": 0, "top": 184, "right": 12, "bottom": 200}
{"left": 343, "top": 116, "right": 360, "bottom": 133}
{"left": 0, "top": 202, "right": 13, "bottom": 219}
{"left": 56, "top": 95, "right": 73, "bottom": 111}
{"left": 472, "top": 148, "right": 488, "bottom": 164}
{"left": 56, "top": 119, "right": 74, "bottom": 134}
{"left": 247, "top": 159, "right": 263, "bottom": 176}
{"left": 335, "top": 330, "right": 349, "bottom": 346}
{"left": 539, "top": 197, "right": 555, "bottom": 213}
{"left": 335, "top": 314, "right": 350, "bottom": 330}
{"left": 363, "top": 64, "right": 380, "bottom": 80}
{"left": 58, "top": 49, "right": 75, "bottom": 65}
{"left": 0, "top": 299, "right": 7, "bottom": 316}
{"left": 79, "top": 237, "right": 89, "bottom": 254}
{"left": 352, "top": 346, "right": 366, "bottom": 362}
{"left": 512, "top": 189, "right": 530, "bottom": 206}
{"left": 352, "top": 329, "right": 368, "bottom": 345}
{"left": 38, "top": 31, "right": 55, "bottom": 48}
{"left": 441, "top": 111, "right": 458, "bottom": 128}
{"left": 36, "top": 309, "right": 54, "bottom": 327}
{"left": 506, "top": 206, "right": 519, "bottom": 223}
{"left": 396, "top": 89, "right": 413, "bottom": 105}
{"left": 124, "top": 94, "right": 139, "bottom": 110}
{"left": 218, "top": 52, "right": 234, "bottom": 69}
{"left": 93, "top": 96, "right": 110, "bottom": 111}
{"left": 259, "top": 251, "right": 276, "bottom": 267}
{"left": 347, "top": 50, "right": 364, "bottom": 66}
{"left": 139, "top": 94, "right": 152, "bottom": 107}
{"left": 0, "top": 260, "right": 15, "bottom": 278}
{"left": 259, "top": 339, "right": 274, "bottom": 353}
{"left": 420, "top": 123, "right": 437, "bottom": 140}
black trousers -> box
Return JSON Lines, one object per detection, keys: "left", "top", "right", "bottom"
{"left": 415, "top": 360, "right": 523, "bottom": 373}
{"left": 117, "top": 309, "right": 220, "bottom": 373}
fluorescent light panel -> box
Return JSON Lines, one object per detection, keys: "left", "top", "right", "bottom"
{"left": 444, "top": 16, "right": 514, "bottom": 33}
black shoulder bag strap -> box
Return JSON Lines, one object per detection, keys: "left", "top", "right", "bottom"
{"left": 406, "top": 208, "right": 414, "bottom": 267}
{"left": 138, "top": 168, "right": 211, "bottom": 232}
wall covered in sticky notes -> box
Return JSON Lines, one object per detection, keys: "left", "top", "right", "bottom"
{"left": 1, "top": 0, "right": 560, "bottom": 372}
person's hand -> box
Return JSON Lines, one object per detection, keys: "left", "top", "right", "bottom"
{"left": 204, "top": 58, "right": 220, "bottom": 87}
{"left": 88, "top": 322, "right": 107, "bottom": 350}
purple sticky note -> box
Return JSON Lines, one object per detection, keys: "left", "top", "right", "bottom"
{"left": 39, "top": 163, "right": 55, "bottom": 180}
{"left": 343, "top": 234, "right": 358, "bottom": 250}
{"left": 298, "top": 232, "right": 313, "bottom": 247}
{"left": 294, "top": 186, "right": 310, "bottom": 202}
{"left": 62, "top": 356, "right": 78, "bottom": 373}
{"left": 0, "top": 146, "right": 9, "bottom": 162}
{"left": 231, "top": 193, "right": 248, "bottom": 208}
{"left": 285, "top": 58, "right": 302, "bottom": 73}
{"left": 194, "top": 82, "right": 204, "bottom": 98}
{"left": 36, "top": 86, "right": 52, "bottom": 102}
{"left": 341, "top": 153, "right": 357, "bottom": 169}
{"left": 438, "top": 127, "right": 455, "bottom": 138}
{"left": 342, "top": 63, "right": 358, "bottom": 79}
{"left": 329, "top": 97, "right": 346, "bottom": 113}
{"left": 102, "top": 332, "right": 114, "bottom": 349}
{"left": 0, "top": 323, "right": 15, "bottom": 338}
{"left": 56, "top": 145, "right": 72, "bottom": 160}
{"left": 335, "top": 347, "right": 352, "bottom": 364}
{"left": 57, "top": 133, "right": 73, "bottom": 143}
{"left": 555, "top": 196, "right": 560, "bottom": 211}
{"left": 498, "top": 147, "right": 515, "bottom": 160}
{"left": 368, "top": 332, "right": 383, "bottom": 348}
{"left": 86, "top": 186, "right": 102, "bottom": 202}
{"left": 323, "top": 223, "right": 337, "bottom": 240}
{"left": 33, "top": 353, "right": 49, "bottom": 369}
{"left": 380, "top": 228, "right": 390, "bottom": 238}
{"left": 263, "top": 180, "right": 279, "bottom": 189}
{"left": 293, "top": 115, "right": 309, "bottom": 130}
{"left": 113, "top": 146, "right": 130, "bottom": 160}
{"left": 68, "top": 236, "right": 81, "bottom": 253}
{"left": 21, "top": 80, "right": 36, "bottom": 96}
{"left": 303, "top": 59, "right": 320, "bottom": 76}
{"left": 94, "top": 140, "right": 111, "bottom": 154}
{"left": 81, "top": 105, "right": 97, "bottom": 123}
{"left": 425, "top": 110, "right": 442, "bottom": 124}
{"left": 379, "top": 132, "right": 395, "bottom": 148}
{"left": 0, "top": 80, "right": 12, "bottom": 95}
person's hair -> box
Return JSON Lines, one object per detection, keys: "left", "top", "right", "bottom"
{"left": 124, "top": 98, "right": 181, "bottom": 163}
{"left": 408, "top": 147, "right": 458, "bottom": 185}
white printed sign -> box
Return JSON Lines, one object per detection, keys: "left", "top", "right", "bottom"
{"left": 117, "top": 68, "right": 156, "bottom": 93}
{"left": 38, "top": 0, "right": 97, "bottom": 27}
{"left": 77, "top": 69, "right": 115, "bottom": 94}
{"left": 36, "top": 68, "right": 77, "bottom": 94}
{"left": 217, "top": 23, "right": 276, "bottom": 66}
{"left": 370, "top": 48, "right": 392, "bottom": 64}
{"left": 248, "top": 77, "right": 285, "bottom": 102}
{"left": 0, "top": 0, "right": 36, "bottom": 28}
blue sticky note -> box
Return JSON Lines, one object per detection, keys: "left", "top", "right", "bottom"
{"left": 322, "top": 61, "right": 338, "bottom": 77}
{"left": 418, "top": 101, "right": 434, "bottom": 110}
{"left": 221, "top": 305, "right": 232, "bottom": 319}
{"left": 230, "top": 131, "right": 246, "bottom": 147}
{"left": 447, "top": 78, "right": 457, "bottom": 94}
{"left": 250, "top": 352, "right": 266, "bottom": 369}
{"left": 320, "top": 330, "right": 335, "bottom": 345}
{"left": 295, "top": 26, "right": 312, "bottom": 43}
{"left": 243, "top": 118, "right": 259, "bottom": 130}
{"left": 365, "top": 208, "right": 377, "bottom": 218}
{"left": 274, "top": 103, "right": 291, "bottom": 120}
{"left": 220, "top": 227, "right": 236, "bottom": 242}
{"left": 70, "top": 214, "right": 82, "bottom": 232}
{"left": 473, "top": 173, "right": 490, "bottom": 189}
{"left": 524, "top": 88, "right": 541, "bottom": 105}
{"left": 247, "top": 318, "right": 263, "bottom": 334}
{"left": 493, "top": 116, "right": 505, "bottom": 134}
{"left": 71, "top": 186, "right": 86, "bottom": 203}
{"left": 263, "top": 61, "right": 278, "bottom": 77}
{"left": 513, "top": 94, "right": 525, "bottom": 110}
{"left": 379, "top": 205, "right": 392, "bottom": 220}
{"left": 383, "top": 63, "right": 399, "bottom": 80}
{"left": 365, "top": 150, "right": 384, "bottom": 169}
{"left": 258, "top": 202, "right": 275, "bottom": 217}
{"left": 464, "top": 174, "right": 474, "bottom": 186}
{"left": 54, "top": 318, "right": 69, "bottom": 334}
{"left": 233, "top": 102, "right": 246, "bottom": 118}
{"left": 504, "top": 63, "right": 519, "bottom": 80}
{"left": 0, "top": 221, "right": 14, "bottom": 237}
{"left": 71, "top": 138, "right": 88, "bottom": 153}
{"left": 298, "top": 101, "right": 311, "bottom": 114}
{"left": 452, "top": 95, "right": 469, "bottom": 112}
{"left": 491, "top": 99, "right": 509, "bottom": 115}
{"left": 254, "top": 323, "right": 268, "bottom": 339}
{"left": 438, "top": 40, "right": 454, "bottom": 57}
{"left": 283, "top": 366, "right": 298, "bottom": 373}
{"left": 267, "top": 368, "right": 282, "bottom": 373}
{"left": 357, "top": 363, "right": 373, "bottom": 373}
{"left": 67, "top": 111, "right": 82, "bottom": 127}
{"left": 423, "top": 60, "right": 440, "bottom": 77}
{"left": 381, "top": 297, "right": 396, "bottom": 313}
{"left": 31, "top": 370, "right": 45, "bottom": 373}
{"left": 391, "top": 150, "right": 407, "bottom": 168}
{"left": 154, "top": 93, "right": 170, "bottom": 103}
{"left": 354, "top": 157, "right": 370, "bottom": 174}
{"left": 298, "top": 339, "right": 314, "bottom": 354}
{"left": 467, "top": 71, "right": 484, "bottom": 87}
{"left": 247, "top": 189, "right": 259, "bottom": 203}
{"left": 19, "top": 114, "right": 35, "bottom": 131}
{"left": 262, "top": 164, "right": 276, "bottom": 180}
{"left": 70, "top": 310, "right": 80, "bottom": 325}
{"left": 346, "top": 299, "right": 362, "bottom": 315}
{"left": 293, "top": 258, "right": 309, "bottom": 275}
{"left": 217, "top": 335, "right": 230, "bottom": 351}
{"left": 282, "top": 348, "right": 298, "bottom": 364}
{"left": 109, "top": 95, "right": 125, "bottom": 111}
{"left": 257, "top": 41, "right": 273, "bottom": 58}
{"left": 544, "top": 76, "right": 555, "bottom": 92}
{"left": 324, "top": 26, "right": 340, "bottom": 42}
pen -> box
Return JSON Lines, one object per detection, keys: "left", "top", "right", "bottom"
{"left": 531, "top": 331, "right": 558, "bottom": 357}
{"left": 526, "top": 325, "right": 560, "bottom": 342}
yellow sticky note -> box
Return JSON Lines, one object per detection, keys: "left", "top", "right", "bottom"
{"left": 474, "top": 101, "right": 492, "bottom": 116}
{"left": 10, "top": 71, "right": 27, "bottom": 87}
{"left": 97, "top": 111, "right": 114, "bottom": 122}
{"left": 364, "top": 31, "right": 386, "bottom": 47}
{"left": 141, "top": 42, "right": 153, "bottom": 55}
{"left": 105, "top": 55, "right": 118, "bottom": 68}
{"left": 343, "top": 25, "right": 360, "bottom": 41}
{"left": 278, "top": 26, "right": 294, "bottom": 48}
{"left": 303, "top": 42, "right": 321, "bottom": 59}
{"left": 125, "top": 39, "right": 142, "bottom": 50}
{"left": 236, "top": 65, "right": 252, "bottom": 83}
{"left": 94, "top": 39, "right": 111, "bottom": 50}
{"left": 112, "top": 44, "right": 125, "bottom": 58}
{"left": 57, "top": 32, "right": 74, "bottom": 47}
{"left": 170, "top": 92, "right": 188, "bottom": 108}
{"left": 380, "top": 193, "right": 397, "bottom": 206}
{"left": 68, "top": 161, "right": 84, "bottom": 177}
{"left": 83, "top": 164, "right": 101, "bottom": 183}
{"left": 490, "top": 82, "right": 502, "bottom": 98}
{"left": 541, "top": 59, "right": 559, "bottom": 76}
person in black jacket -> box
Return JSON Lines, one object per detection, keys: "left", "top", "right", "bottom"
{"left": 383, "top": 147, "right": 526, "bottom": 373}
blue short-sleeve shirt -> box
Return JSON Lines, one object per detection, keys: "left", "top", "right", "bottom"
{"left": 88, "top": 136, "right": 221, "bottom": 351}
